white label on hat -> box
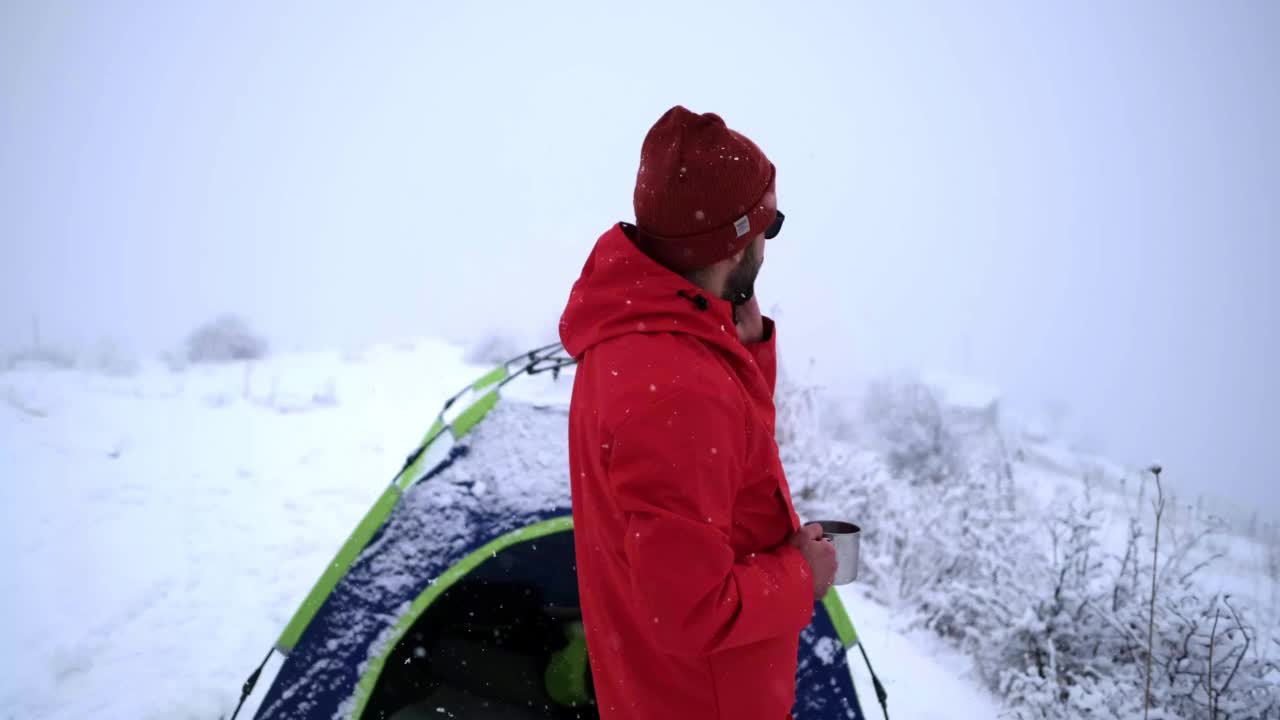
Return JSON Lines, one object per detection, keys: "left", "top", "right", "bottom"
{"left": 734, "top": 215, "right": 751, "bottom": 238}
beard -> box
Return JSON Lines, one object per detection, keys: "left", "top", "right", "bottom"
{"left": 722, "top": 240, "right": 764, "bottom": 305}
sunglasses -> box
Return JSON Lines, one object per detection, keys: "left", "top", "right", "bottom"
{"left": 764, "top": 211, "right": 785, "bottom": 240}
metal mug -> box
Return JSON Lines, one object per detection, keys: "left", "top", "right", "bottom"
{"left": 813, "top": 520, "right": 861, "bottom": 585}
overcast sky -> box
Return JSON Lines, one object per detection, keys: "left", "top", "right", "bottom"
{"left": 3, "top": 1, "right": 1277, "bottom": 514}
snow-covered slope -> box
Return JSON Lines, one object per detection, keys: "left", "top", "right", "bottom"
{"left": 0, "top": 340, "right": 479, "bottom": 719}
{"left": 3, "top": 340, "right": 1272, "bottom": 718}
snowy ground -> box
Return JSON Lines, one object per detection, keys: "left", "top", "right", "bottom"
{"left": 0, "top": 340, "right": 480, "bottom": 719}
{"left": 839, "top": 588, "right": 1000, "bottom": 720}
{"left": 6, "top": 338, "right": 1267, "bottom": 719}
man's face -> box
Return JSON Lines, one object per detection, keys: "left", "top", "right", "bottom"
{"left": 724, "top": 234, "right": 766, "bottom": 304}
{"left": 723, "top": 192, "right": 776, "bottom": 304}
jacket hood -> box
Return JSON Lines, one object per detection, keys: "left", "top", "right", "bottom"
{"left": 559, "top": 223, "right": 744, "bottom": 360}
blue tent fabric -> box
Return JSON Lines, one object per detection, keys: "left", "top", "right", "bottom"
{"left": 798, "top": 611, "right": 865, "bottom": 720}
{"left": 255, "top": 476, "right": 562, "bottom": 717}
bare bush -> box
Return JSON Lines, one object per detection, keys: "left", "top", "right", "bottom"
{"left": 184, "top": 315, "right": 268, "bottom": 364}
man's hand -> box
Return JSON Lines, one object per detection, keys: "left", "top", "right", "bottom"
{"left": 735, "top": 295, "right": 765, "bottom": 344}
{"left": 789, "top": 523, "right": 837, "bottom": 599}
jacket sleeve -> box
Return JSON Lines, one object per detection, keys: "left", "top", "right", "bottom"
{"left": 744, "top": 317, "right": 777, "bottom": 394}
{"left": 606, "top": 386, "right": 813, "bottom": 657}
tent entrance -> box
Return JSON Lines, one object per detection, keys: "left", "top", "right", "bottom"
{"left": 364, "top": 528, "right": 599, "bottom": 720}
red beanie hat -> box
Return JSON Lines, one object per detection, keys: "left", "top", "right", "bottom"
{"left": 633, "top": 106, "right": 776, "bottom": 273}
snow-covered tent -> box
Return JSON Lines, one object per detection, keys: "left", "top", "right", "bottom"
{"left": 232, "top": 345, "right": 873, "bottom": 720}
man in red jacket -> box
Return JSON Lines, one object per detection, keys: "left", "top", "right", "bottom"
{"left": 559, "top": 105, "right": 838, "bottom": 720}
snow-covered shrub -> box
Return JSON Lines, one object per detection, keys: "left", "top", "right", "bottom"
{"left": 864, "top": 378, "right": 967, "bottom": 487}
{"left": 983, "top": 492, "right": 1142, "bottom": 718}
{"left": 865, "top": 378, "right": 1023, "bottom": 620}
{"left": 987, "top": 486, "right": 1279, "bottom": 719}
{"left": 913, "top": 468, "right": 1031, "bottom": 649}
{"left": 184, "top": 314, "right": 268, "bottom": 364}
{"left": 258, "top": 378, "right": 339, "bottom": 414}
{"left": 2, "top": 345, "right": 77, "bottom": 372}
{"left": 783, "top": 438, "right": 902, "bottom": 600}
{"left": 775, "top": 366, "right": 825, "bottom": 453}
{"left": 1158, "top": 596, "right": 1279, "bottom": 718}
{"left": 464, "top": 329, "right": 521, "bottom": 366}
{"left": 4, "top": 338, "right": 138, "bottom": 375}
{"left": 780, "top": 374, "right": 1026, "bottom": 616}
{"left": 774, "top": 372, "right": 1279, "bottom": 718}
{"left": 778, "top": 371, "right": 897, "bottom": 599}
{"left": 89, "top": 338, "right": 139, "bottom": 376}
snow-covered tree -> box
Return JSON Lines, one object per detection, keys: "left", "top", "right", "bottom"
{"left": 184, "top": 314, "right": 268, "bottom": 364}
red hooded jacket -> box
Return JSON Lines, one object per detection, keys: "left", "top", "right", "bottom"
{"left": 559, "top": 223, "right": 813, "bottom": 720}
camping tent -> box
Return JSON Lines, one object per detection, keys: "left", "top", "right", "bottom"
{"left": 232, "top": 344, "right": 877, "bottom": 720}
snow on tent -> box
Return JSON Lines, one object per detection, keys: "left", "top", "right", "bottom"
{"left": 230, "top": 344, "right": 880, "bottom": 720}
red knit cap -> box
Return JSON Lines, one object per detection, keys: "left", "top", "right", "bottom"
{"left": 633, "top": 106, "right": 776, "bottom": 273}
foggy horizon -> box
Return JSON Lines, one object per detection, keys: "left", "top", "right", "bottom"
{"left": 4, "top": 1, "right": 1277, "bottom": 516}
